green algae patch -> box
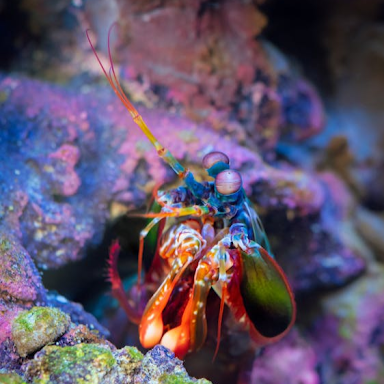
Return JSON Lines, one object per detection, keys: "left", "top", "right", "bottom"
{"left": 0, "top": 372, "right": 27, "bottom": 384}
{"left": 12, "top": 306, "right": 70, "bottom": 357}
{"left": 195, "top": 379, "right": 211, "bottom": 384}
{"left": 26, "top": 344, "right": 115, "bottom": 384}
{"left": 0, "top": 237, "right": 12, "bottom": 252}
{"left": 159, "top": 373, "right": 212, "bottom": 384}
{"left": 123, "top": 346, "right": 144, "bottom": 362}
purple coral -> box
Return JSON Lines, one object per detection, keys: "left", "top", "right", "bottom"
{"left": 241, "top": 331, "right": 319, "bottom": 384}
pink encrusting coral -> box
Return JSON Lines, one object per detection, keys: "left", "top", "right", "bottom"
{"left": 0, "top": 235, "right": 45, "bottom": 306}
{"left": 309, "top": 270, "right": 384, "bottom": 384}
{"left": 239, "top": 331, "right": 319, "bottom": 384}
{"left": 46, "top": 144, "right": 81, "bottom": 197}
{"left": 0, "top": 74, "right": 330, "bottom": 271}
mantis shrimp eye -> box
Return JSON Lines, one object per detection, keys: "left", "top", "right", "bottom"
{"left": 202, "top": 152, "right": 230, "bottom": 178}
{"left": 202, "top": 151, "right": 229, "bottom": 169}
{"left": 215, "top": 170, "right": 242, "bottom": 195}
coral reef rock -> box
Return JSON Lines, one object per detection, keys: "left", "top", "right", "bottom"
{"left": 12, "top": 307, "right": 70, "bottom": 358}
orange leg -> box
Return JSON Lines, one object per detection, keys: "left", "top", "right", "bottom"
{"left": 161, "top": 259, "right": 215, "bottom": 358}
{"left": 134, "top": 203, "right": 212, "bottom": 287}
{"left": 160, "top": 237, "right": 235, "bottom": 358}
{"left": 132, "top": 202, "right": 213, "bottom": 290}
{"left": 139, "top": 223, "right": 206, "bottom": 348}
{"left": 139, "top": 252, "right": 194, "bottom": 348}
{"left": 107, "top": 240, "right": 144, "bottom": 324}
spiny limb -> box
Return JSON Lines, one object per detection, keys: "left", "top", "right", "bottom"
{"left": 137, "top": 216, "right": 163, "bottom": 288}
{"left": 132, "top": 208, "right": 187, "bottom": 290}
{"left": 132, "top": 196, "right": 212, "bottom": 286}
{"left": 107, "top": 240, "right": 143, "bottom": 324}
{"left": 134, "top": 203, "right": 210, "bottom": 289}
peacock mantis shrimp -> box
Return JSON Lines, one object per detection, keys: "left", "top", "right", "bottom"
{"left": 87, "top": 25, "right": 296, "bottom": 360}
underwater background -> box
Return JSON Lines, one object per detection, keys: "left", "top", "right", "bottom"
{"left": 1, "top": 0, "right": 384, "bottom": 383}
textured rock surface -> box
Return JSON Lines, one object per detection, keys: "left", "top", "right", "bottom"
{"left": 310, "top": 268, "right": 384, "bottom": 384}
{"left": 0, "top": 372, "right": 27, "bottom": 384}
{"left": 0, "top": 231, "right": 108, "bottom": 372}
{"left": 355, "top": 207, "right": 384, "bottom": 261}
{"left": 23, "top": 343, "right": 117, "bottom": 384}
{"left": 272, "top": 172, "right": 365, "bottom": 294}
{"left": 0, "top": 233, "right": 45, "bottom": 303}
{"left": 21, "top": 343, "right": 209, "bottom": 384}
{"left": 134, "top": 346, "right": 211, "bottom": 384}
{"left": 1, "top": 304, "right": 208, "bottom": 383}
{"left": 239, "top": 330, "right": 319, "bottom": 384}
{"left": 3, "top": 0, "right": 324, "bottom": 153}
{"left": 90, "top": 1, "right": 324, "bottom": 152}
{"left": 11, "top": 307, "right": 70, "bottom": 357}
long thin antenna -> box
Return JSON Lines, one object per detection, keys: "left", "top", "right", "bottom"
{"left": 86, "top": 25, "right": 187, "bottom": 178}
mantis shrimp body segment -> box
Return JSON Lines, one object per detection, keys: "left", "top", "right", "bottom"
{"left": 87, "top": 25, "right": 296, "bottom": 359}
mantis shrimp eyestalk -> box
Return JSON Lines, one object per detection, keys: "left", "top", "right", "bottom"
{"left": 87, "top": 25, "right": 296, "bottom": 359}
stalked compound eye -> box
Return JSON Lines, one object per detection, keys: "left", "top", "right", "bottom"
{"left": 215, "top": 170, "right": 242, "bottom": 195}
{"left": 202, "top": 151, "right": 229, "bottom": 169}
{"left": 202, "top": 152, "right": 230, "bottom": 178}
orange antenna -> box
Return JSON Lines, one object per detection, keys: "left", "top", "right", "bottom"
{"left": 86, "top": 24, "right": 187, "bottom": 178}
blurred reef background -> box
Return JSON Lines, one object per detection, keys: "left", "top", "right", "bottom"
{"left": 0, "top": 0, "right": 384, "bottom": 383}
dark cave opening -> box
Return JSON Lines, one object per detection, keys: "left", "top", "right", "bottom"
{"left": 41, "top": 215, "right": 143, "bottom": 315}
